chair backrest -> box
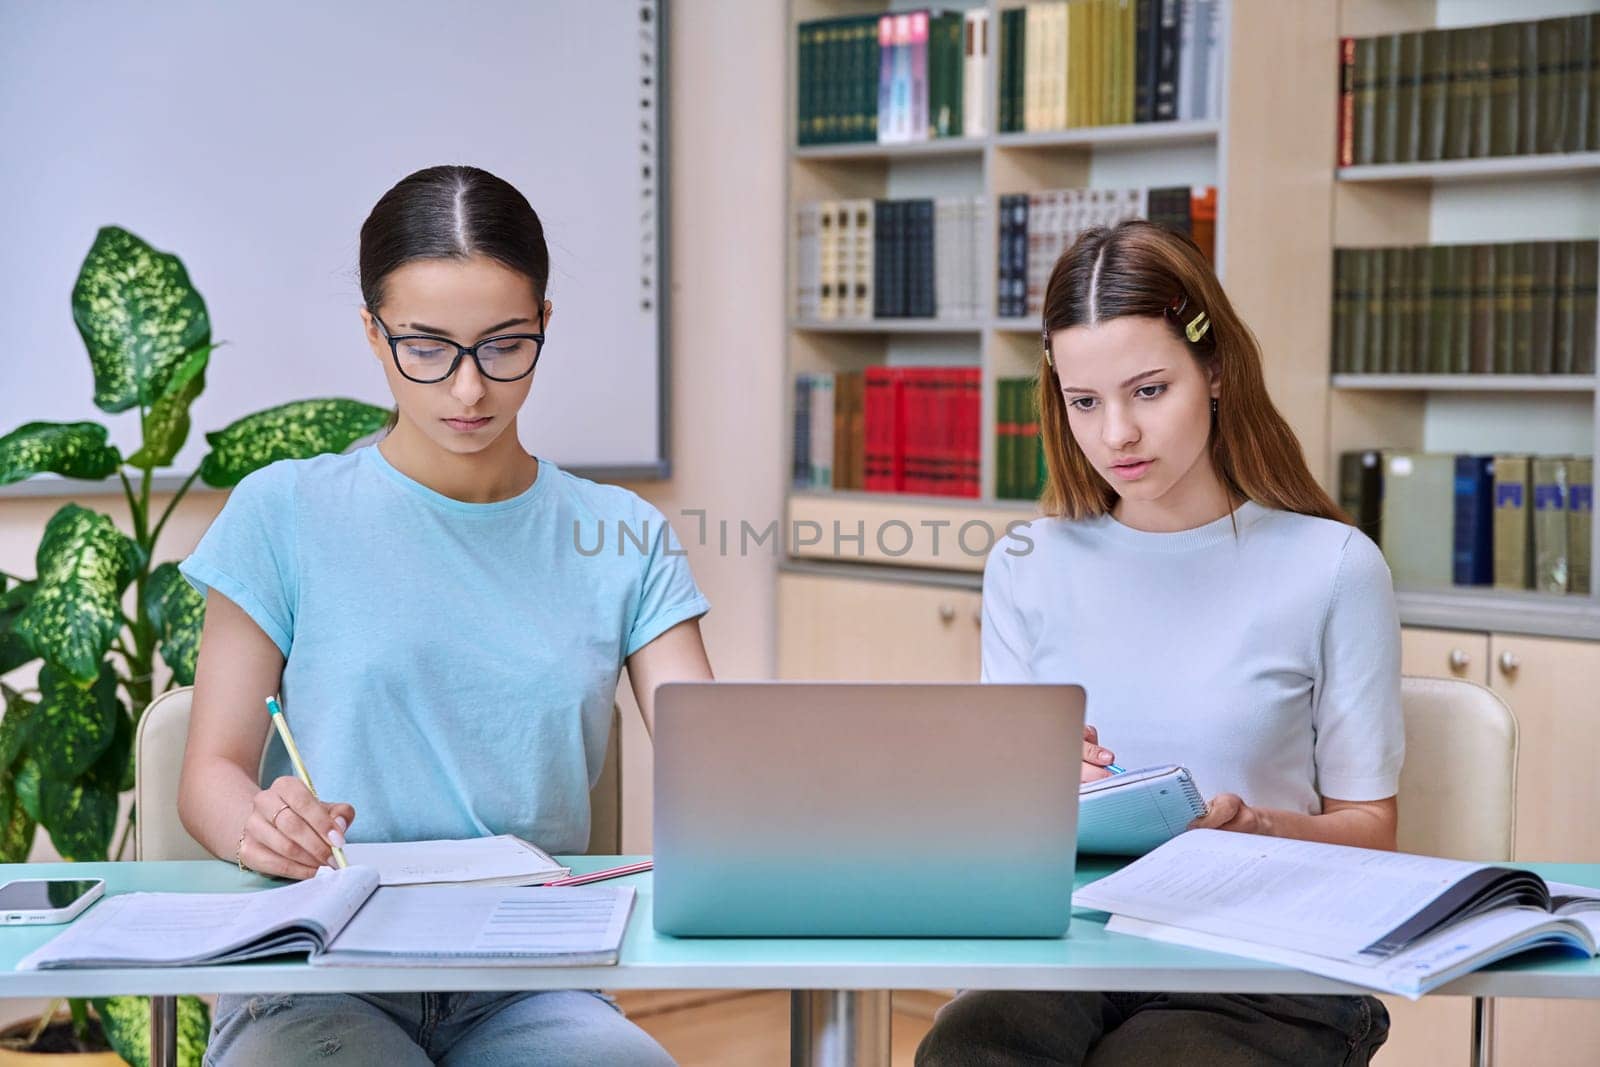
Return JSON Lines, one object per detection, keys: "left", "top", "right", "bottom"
{"left": 1394, "top": 675, "right": 1518, "bottom": 862}
{"left": 135, "top": 686, "right": 624, "bottom": 860}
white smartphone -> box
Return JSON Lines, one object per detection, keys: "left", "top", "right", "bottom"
{"left": 0, "top": 878, "right": 105, "bottom": 924}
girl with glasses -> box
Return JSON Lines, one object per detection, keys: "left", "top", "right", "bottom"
{"left": 917, "top": 221, "right": 1401, "bottom": 1066}
{"left": 177, "top": 165, "right": 707, "bottom": 1066}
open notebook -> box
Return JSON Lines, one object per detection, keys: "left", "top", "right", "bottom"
{"left": 17, "top": 867, "right": 633, "bottom": 970}
{"left": 329, "top": 835, "right": 569, "bottom": 887}
{"left": 1076, "top": 829, "right": 1600, "bottom": 998}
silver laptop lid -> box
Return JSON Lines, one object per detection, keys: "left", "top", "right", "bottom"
{"left": 652, "top": 681, "right": 1084, "bottom": 937}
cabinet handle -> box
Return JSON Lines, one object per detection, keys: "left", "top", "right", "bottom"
{"left": 1448, "top": 649, "right": 1471, "bottom": 672}
{"left": 1497, "top": 651, "right": 1520, "bottom": 676}
{"left": 938, "top": 603, "right": 956, "bottom": 624}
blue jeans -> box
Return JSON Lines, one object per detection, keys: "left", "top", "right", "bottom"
{"left": 916, "top": 990, "right": 1389, "bottom": 1066}
{"left": 204, "top": 989, "right": 676, "bottom": 1066}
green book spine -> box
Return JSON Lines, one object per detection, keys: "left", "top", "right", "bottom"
{"left": 1471, "top": 244, "right": 1495, "bottom": 374}
{"left": 1588, "top": 14, "right": 1600, "bottom": 150}
{"left": 797, "top": 22, "right": 815, "bottom": 145}
{"left": 1368, "top": 248, "right": 1389, "bottom": 374}
{"left": 1512, "top": 241, "right": 1535, "bottom": 375}
{"left": 1331, "top": 249, "right": 1349, "bottom": 374}
{"left": 1419, "top": 28, "right": 1449, "bottom": 162}
{"left": 1564, "top": 13, "right": 1590, "bottom": 153}
{"left": 1384, "top": 246, "right": 1408, "bottom": 373}
{"left": 1011, "top": 8, "right": 1028, "bottom": 134}
{"left": 1493, "top": 455, "right": 1534, "bottom": 590}
{"left": 1464, "top": 28, "right": 1494, "bottom": 157}
{"left": 1489, "top": 23, "right": 1521, "bottom": 157}
{"left": 1517, "top": 21, "right": 1539, "bottom": 156}
{"left": 949, "top": 12, "right": 965, "bottom": 137}
{"left": 1445, "top": 28, "right": 1473, "bottom": 159}
{"left": 1428, "top": 244, "right": 1454, "bottom": 374}
{"left": 1376, "top": 34, "right": 1400, "bottom": 163}
{"left": 1397, "top": 31, "right": 1423, "bottom": 162}
{"left": 1536, "top": 17, "right": 1568, "bottom": 154}
{"left": 1379, "top": 451, "right": 1455, "bottom": 588}
{"left": 1555, "top": 240, "right": 1577, "bottom": 375}
{"left": 1410, "top": 246, "right": 1432, "bottom": 376}
{"left": 997, "top": 378, "right": 1014, "bottom": 499}
{"left": 1449, "top": 244, "right": 1474, "bottom": 374}
{"left": 1569, "top": 456, "right": 1593, "bottom": 596}
{"left": 1493, "top": 242, "right": 1517, "bottom": 373}
{"left": 1531, "top": 241, "right": 1557, "bottom": 375}
{"left": 1354, "top": 36, "right": 1379, "bottom": 165}
{"left": 1577, "top": 239, "right": 1599, "bottom": 375}
{"left": 1350, "top": 247, "right": 1376, "bottom": 374}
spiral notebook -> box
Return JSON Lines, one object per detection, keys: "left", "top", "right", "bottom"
{"left": 1077, "top": 764, "right": 1208, "bottom": 856}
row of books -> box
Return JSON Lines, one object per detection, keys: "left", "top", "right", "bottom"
{"left": 794, "top": 368, "right": 981, "bottom": 497}
{"left": 1338, "top": 14, "right": 1600, "bottom": 167}
{"left": 998, "top": 0, "right": 1221, "bottom": 133}
{"left": 1330, "top": 241, "right": 1599, "bottom": 376}
{"left": 796, "top": 10, "right": 990, "bottom": 145}
{"left": 997, "top": 377, "right": 1047, "bottom": 501}
{"left": 999, "top": 185, "right": 1216, "bottom": 318}
{"left": 1340, "top": 451, "right": 1593, "bottom": 596}
{"left": 794, "top": 197, "right": 987, "bottom": 322}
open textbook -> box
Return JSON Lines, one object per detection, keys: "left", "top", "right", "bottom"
{"left": 1075, "top": 829, "right": 1600, "bottom": 998}
{"left": 17, "top": 866, "right": 633, "bottom": 970}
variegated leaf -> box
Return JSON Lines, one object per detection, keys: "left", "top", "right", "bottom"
{"left": 72, "top": 226, "right": 211, "bottom": 414}
{"left": 13, "top": 506, "right": 140, "bottom": 683}
{"left": 15, "top": 758, "right": 41, "bottom": 823}
{"left": 0, "top": 422, "right": 123, "bottom": 486}
{"left": 198, "top": 398, "right": 390, "bottom": 488}
{"left": 38, "top": 772, "right": 118, "bottom": 861}
{"left": 0, "top": 772, "right": 37, "bottom": 864}
{"left": 0, "top": 580, "right": 37, "bottom": 675}
{"left": 93, "top": 994, "right": 211, "bottom": 1067}
{"left": 33, "top": 664, "right": 120, "bottom": 781}
{"left": 145, "top": 563, "right": 205, "bottom": 687}
{"left": 0, "top": 683, "right": 36, "bottom": 770}
{"left": 127, "top": 358, "right": 209, "bottom": 469}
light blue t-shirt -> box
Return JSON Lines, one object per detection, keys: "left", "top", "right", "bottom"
{"left": 180, "top": 445, "right": 709, "bottom": 852}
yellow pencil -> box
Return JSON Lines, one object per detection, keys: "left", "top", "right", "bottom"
{"left": 265, "top": 695, "right": 348, "bottom": 869}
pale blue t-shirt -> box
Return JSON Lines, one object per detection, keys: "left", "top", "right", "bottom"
{"left": 180, "top": 445, "right": 709, "bottom": 853}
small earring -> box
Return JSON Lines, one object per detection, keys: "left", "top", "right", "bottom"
{"left": 1211, "top": 397, "right": 1219, "bottom": 416}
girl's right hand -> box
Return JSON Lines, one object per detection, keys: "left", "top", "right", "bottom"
{"left": 237, "top": 777, "right": 356, "bottom": 880}
{"left": 1082, "top": 724, "right": 1116, "bottom": 783}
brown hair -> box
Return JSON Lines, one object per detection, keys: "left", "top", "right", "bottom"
{"left": 1035, "top": 220, "right": 1343, "bottom": 524}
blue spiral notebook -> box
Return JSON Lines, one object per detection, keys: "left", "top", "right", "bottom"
{"left": 1077, "top": 765, "right": 1208, "bottom": 856}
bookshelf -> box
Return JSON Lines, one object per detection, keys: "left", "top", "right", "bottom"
{"left": 1329, "top": 1, "right": 1600, "bottom": 639}
{"left": 786, "top": 0, "right": 1341, "bottom": 576}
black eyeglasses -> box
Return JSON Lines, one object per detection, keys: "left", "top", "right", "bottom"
{"left": 371, "top": 311, "right": 545, "bottom": 384}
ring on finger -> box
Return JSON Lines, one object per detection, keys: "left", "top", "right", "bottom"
{"left": 270, "top": 801, "right": 292, "bottom": 828}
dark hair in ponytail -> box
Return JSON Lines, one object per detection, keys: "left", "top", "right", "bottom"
{"left": 359, "top": 166, "right": 550, "bottom": 432}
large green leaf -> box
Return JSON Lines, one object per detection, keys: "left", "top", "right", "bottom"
{"left": 33, "top": 664, "right": 120, "bottom": 781}
{"left": 198, "top": 398, "right": 390, "bottom": 488}
{"left": 0, "top": 423, "right": 123, "bottom": 486}
{"left": 127, "top": 358, "right": 209, "bottom": 469}
{"left": 90, "top": 685, "right": 136, "bottom": 795}
{"left": 0, "top": 772, "right": 37, "bottom": 864}
{"left": 0, "top": 683, "right": 36, "bottom": 770}
{"left": 0, "top": 580, "right": 38, "bottom": 675}
{"left": 72, "top": 227, "right": 211, "bottom": 415}
{"left": 93, "top": 994, "right": 210, "bottom": 1067}
{"left": 15, "top": 758, "right": 41, "bottom": 822}
{"left": 38, "top": 772, "right": 118, "bottom": 861}
{"left": 13, "top": 506, "right": 140, "bottom": 684}
{"left": 145, "top": 563, "right": 205, "bottom": 687}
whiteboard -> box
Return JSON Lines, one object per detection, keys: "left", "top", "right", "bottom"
{"left": 0, "top": 0, "right": 668, "bottom": 492}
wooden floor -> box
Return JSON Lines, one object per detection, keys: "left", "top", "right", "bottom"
{"left": 614, "top": 990, "right": 942, "bottom": 1067}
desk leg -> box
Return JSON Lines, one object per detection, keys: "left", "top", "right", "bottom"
{"left": 790, "top": 990, "right": 891, "bottom": 1067}
{"left": 150, "top": 995, "right": 177, "bottom": 1067}
{"left": 1470, "top": 996, "right": 1495, "bottom": 1067}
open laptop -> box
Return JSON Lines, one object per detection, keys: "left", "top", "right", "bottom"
{"left": 652, "top": 681, "right": 1085, "bottom": 937}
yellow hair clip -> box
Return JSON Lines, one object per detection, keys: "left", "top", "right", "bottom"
{"left": 1185, "top": 310, "right": 1211, "bottom": 343}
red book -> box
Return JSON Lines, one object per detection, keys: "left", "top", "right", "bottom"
{"left": 891, "top": 368, "right": 909, "bottom": 492}
{"left": 1337, "top": 37, "right": 1355, "bottom": 168}
{"left": 908, "top": 369, "right": 930, "bottom": 494}
{"left": 963, "top": 369, "right": 980, "bottom": 497}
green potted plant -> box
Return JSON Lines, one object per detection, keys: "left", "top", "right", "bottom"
{"left": 0, "top": 226, "right": 389, "bottom": 1064}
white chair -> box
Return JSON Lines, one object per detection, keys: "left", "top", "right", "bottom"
{"left": 134, "top": 686, "right": 623, "bottom": 861}
{"left": 1393, "top": 675, "right": 1518, "bottom": 1067}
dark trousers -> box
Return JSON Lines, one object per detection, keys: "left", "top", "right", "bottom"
{"left": 915, "top": 990, "right": 1389, "bottom": 1067}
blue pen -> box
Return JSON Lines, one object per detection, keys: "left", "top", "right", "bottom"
{"left": 1106, "top": 763, "right": 1126, "bottom": 774}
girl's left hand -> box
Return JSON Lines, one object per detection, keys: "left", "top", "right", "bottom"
{"left": 1188, "top": 793, "right": 1267, "bottom": 836}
